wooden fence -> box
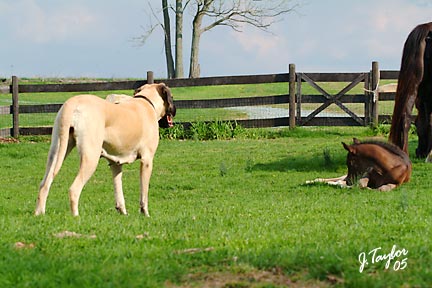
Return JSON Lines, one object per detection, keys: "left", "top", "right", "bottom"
{"left": 0, "top": 62, "right": 399, "bottom": 137}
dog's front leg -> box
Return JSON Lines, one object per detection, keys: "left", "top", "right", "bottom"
{"left": 110, "top": 163, "right": 127, "bottom": 215}
{"left": 139, "top": 157, "right": 153, "bottom": 217}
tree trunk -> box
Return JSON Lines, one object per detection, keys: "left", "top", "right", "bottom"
{"left": 162, "top": 0, "right": 175, "bottom": 78}
{"left": 175, "top": 0, "right": 184, "bottom": 78}
{"left": 189, "top": 10, "right": 204, "bottom": 78}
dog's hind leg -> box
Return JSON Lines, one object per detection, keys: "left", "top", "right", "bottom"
{"left": 110, "top": 163, "right": 127, "bottom": 215}
{"left": 139, "top": 156, "right": 154, "bottom": 217}
{"left": 69, "top": 149, "right": 100, "bottom": 216}
{"left": 35, "top": 140, "right": 60, "bottom": 215}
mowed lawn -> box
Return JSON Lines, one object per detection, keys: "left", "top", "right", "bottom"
{"left": 0, "top": 127, "right": 431, "bottom": 287}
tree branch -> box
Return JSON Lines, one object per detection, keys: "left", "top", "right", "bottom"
{"left": 201, "top": 0, "right": 299, "bottom": 33}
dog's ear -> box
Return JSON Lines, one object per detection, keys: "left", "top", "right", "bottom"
{"left": 134, "top": 85, "right": 144, "bottom": 95}
{"left": 157, "top": 83, "right": 176, "bottom": 116}
{"left": 157, "top": 83, "right": 169, "bottom": 99}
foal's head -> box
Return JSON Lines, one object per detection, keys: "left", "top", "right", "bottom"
{"left": 342, "top": 139, "right": 374, "bottom": 186}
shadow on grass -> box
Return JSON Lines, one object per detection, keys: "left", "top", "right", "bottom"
{"left": 251, "top": 155, "right": 345, "bottom": 173}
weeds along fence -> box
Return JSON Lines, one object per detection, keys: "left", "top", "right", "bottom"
{"left": 0, "top": 62, "right": 399, "bottom": 137}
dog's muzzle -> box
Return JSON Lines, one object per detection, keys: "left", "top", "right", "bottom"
{"left": 159, "top": 104, "right": 176, "bottom": 128}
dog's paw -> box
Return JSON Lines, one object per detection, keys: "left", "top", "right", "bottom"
{"left": 116, "top": 206, "right": 128, "bottom": 215}
{"left": 140, "top": 207, "right": 150, "bottom": 217}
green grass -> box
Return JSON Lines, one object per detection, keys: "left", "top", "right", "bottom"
{"left": 0, "top": 126, "right": 430, "bottom": 287}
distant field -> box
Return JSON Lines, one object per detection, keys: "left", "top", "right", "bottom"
{"left": 0, "top": 78, "right": 398, "bottom": 128}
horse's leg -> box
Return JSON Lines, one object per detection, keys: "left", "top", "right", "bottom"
{"left": 426, "top": 110, "right": 432, "bottom": 154}
{"left": 426, "top": 120, "right": 432, "bottom": 161}
{"left": 423, "top": 36, "right": 432, "bottom": 160}
{"left": 403, "top": 94, "right": 416, "bottom": 154}
{"left": 416, "top": 111, "right": 431, "bottom": 158}
{"left": 415, "top": 80, "right": 432, "bottom": 158}
{"left": 425, "top": 151, "right": 432, "bottom": 162}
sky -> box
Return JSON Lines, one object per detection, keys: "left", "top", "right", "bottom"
{"left": 0, "top": 0, "right": 432, "bottom": 79}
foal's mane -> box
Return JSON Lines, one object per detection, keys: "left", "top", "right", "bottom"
{"left": 355, "top": 140, "right": 411, "bottom": 164}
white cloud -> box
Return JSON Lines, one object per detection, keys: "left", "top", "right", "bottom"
{"left": 360, "top": 0, "right": 432, "bottom": 62}
{"left": 5, "top": 0, "right": 98, "bottom": 43}
{"left": 233, "top": 28, "right": 282, "bottom": 56}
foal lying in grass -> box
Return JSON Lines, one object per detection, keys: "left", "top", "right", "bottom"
{"left": 307, "top": 138, "right": 412, "bottom": 191}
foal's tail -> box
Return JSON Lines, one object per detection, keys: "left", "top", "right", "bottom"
{"left": 389, "top": 23, "right": 432, "bottom": 151}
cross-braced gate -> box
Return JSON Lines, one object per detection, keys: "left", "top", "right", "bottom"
{"left": 294, "top": 72, "right": 371, "bottom": 126}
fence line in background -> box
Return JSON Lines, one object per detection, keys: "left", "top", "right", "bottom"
{"left": 0, "top": 62, "right": 399, "bottom": 137}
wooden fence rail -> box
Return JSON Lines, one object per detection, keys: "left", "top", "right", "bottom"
{"left": 0, "top": 62, "right": 399, "bottom": 137}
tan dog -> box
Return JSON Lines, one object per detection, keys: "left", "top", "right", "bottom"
{"left": 35, "top": 83, "right": 176, "bottom": 216}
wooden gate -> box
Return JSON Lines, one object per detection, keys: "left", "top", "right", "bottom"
{"left": 295, "top": 72, "right": 370, "bottom": 126}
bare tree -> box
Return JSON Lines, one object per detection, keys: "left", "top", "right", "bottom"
{"left": 188, "top": 0, "right": 298, "bottom": 78}
{"left": 162, "top": 0, "right": 175, "bottom": 78}
{"left": 175, "top": 0, "right": 185, "bottom": 78}
{"left": 139, "top": 0, "right": 299, "bottom": 78}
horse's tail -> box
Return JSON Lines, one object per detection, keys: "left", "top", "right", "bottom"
{"left": 389, "top": 23, "right": 432, "bottom": 151}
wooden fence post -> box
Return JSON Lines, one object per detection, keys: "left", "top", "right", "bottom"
{"left": 364, "top": 71, "right": 370, "bottom": 125}
{"left": 12, "top": 76, "right": 19, "bottom": 138}
{"left": 289, "top": 64, "right": 296, "bottom": 129}
{"left": 371, "top": 61, "right": 379, "bottom": 127}
{"left": 147, "top": 71, "right": 154, "bottom": 84}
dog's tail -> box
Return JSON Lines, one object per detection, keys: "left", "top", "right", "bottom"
{"left": 37, "top": 102, "right": 75, "bottom": 215}
{"left": 53, "top": 104, "right": 75, "bottom": 175}
{"left": 41, "top": 103, "right": 74, "bottom": 183}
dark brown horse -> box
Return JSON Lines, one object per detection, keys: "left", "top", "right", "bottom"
{"left": 389, "top": 22, "right": 432, "bottom": 159}
{"left": 308, "top": 138, "right": 411, "bottom": 191}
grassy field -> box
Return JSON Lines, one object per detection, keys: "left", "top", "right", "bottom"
{"left": 0, "top": 126, "right": 431, "bottom": 287}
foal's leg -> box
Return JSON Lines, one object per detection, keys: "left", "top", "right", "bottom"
{"left": 377, "top": 184, "right": 397, "bottom": 192}
{"left": 110, "top": 163, "right": 127, "bottom": 215}
{"left": 306, "top": 175, "right": 348, "bottom": 186}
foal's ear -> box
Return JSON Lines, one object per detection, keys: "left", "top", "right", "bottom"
{"left": 342, "top": 142, "right": 355, "bottom": 153}
{"left": 353, "top": 138, "right": 361, "bottom": 144}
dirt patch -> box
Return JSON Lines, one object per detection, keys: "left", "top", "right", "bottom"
{"left": 14, "top": 242, "right": 35, "bottom": 249}
{"left": 167, "top": 269, "right": 337, "bottom": 288}
{"left": 54, "top": 230, "right": 97, "bottom": 239}
{"left": 0, "top": 137, "right": 19, "bottom": 143}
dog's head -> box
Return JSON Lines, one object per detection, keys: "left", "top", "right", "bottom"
{"left": 156, "top": 83, "right": 176, "bottom": 128}
{"left": 134, "top": 83, "right": 176, "bottom": 128}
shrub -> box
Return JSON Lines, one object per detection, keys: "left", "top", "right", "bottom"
{"left": 161, "top": 121, "right": 246, "bottom": 141}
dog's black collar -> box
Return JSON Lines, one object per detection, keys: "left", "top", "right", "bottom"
{"left": 134, "top": 95, "right": 155, "bottom": 109}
